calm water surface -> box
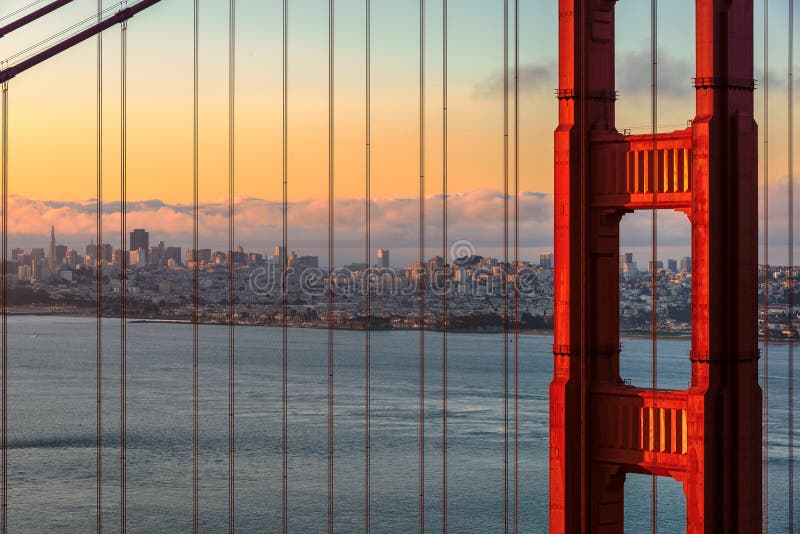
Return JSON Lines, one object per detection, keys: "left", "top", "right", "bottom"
{"left": 2, "top": 316, "right": 796, "bottom": 532}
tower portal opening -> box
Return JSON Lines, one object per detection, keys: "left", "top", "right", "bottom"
{"left": 618, "top": 210, "right": 691, "bottom": 391}
{"left": 623, "top": 473, "right": 686, "bottom": 533}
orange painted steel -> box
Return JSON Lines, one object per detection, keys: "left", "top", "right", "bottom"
{"left": 550, "top": 1, "right": 761, "bottom": 532}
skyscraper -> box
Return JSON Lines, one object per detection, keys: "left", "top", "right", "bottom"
{"left": 164, "top": 246, "right": 182, "bottom": 266}
{"left": 98, "top": 243, "right": 113, "bottom": 264}
{"left": 48, "top": 226, "right": 56, "bottom": 271}
{"left": 274, "top": 245, "right": 286, "bottom": 266}
{"left": 668, "top": 259, "right": 678, "bottom": 273}
{"left": 680, "top": 256, "right": 692, "bottom": 273}
{"left": 192, "top": 248, "right": 212, "bottom": 264}
{"left": 130, "top": 229, "right": 149, "bottom": 263}
{"left": 377, "top": 249, "right": 390, "bottom": 268}
{"left": 31, "top": 247, "right": 45, "bottom": 265}
{"left": 540, "top": 252, "right": 553, "bottom": 269}
{"left": 85, "top": 242, "right": 97, "bottom": 265}
{"left": 55, "top": 245, "right": 67, "bottom": 268}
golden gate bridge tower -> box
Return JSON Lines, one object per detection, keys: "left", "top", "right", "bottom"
{"left": 550, "top": 0, "right": 761, "bottom": 532}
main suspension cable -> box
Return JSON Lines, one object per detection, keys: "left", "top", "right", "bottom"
{"left": 227, "top": 1, "right": 236, "bottom": 532}
{"left": 95, "top": 0, "right": 103, "bottom": 530}
{"left": 418, "top": 1, "right": 426, "bottom": 532}
{"left": 0, "top": 0, "right": 74, "bottom": 40}
{"left": 364, "top": 1, "right": 371, "bottom": 531}
{"left": 119, "top": 19, "right": 128, "bottom": 534}
{"left": 0, "top": 0, "right": 47, "bottom": 23}
{"left": 3, "top": 1, "right": 126, "bottom": 67}
{"left": 192, "top": 0, "right": 199, "bottom": 531}
{"left": 327, "top": 1, "right": 335, "bottom": 532}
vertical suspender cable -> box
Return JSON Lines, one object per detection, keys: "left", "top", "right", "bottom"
{"left": 281, "top": 0, "right": 288, "bottom": 531}
{"left": 788, "top": 0, "right": 795, "bottom": 529}
{"left": 364, "top": 1, "right": 371, "bottom": 531}
{"left": 762, "top": 0, "right": 770, "bottom": 530}
{"left": 119, "top": 19, "right": 128, "bottom": 534}
{"left": 327, "top": 1, "right": 334, "bottom": 533}
{"left": 418, "top": 2, "right": 426, "bottom": 532}
{"left": 1, "top": 79, "right": 8, "bottom": 534}
{"left": 512, "top": 1, "right": 519, "bottom": 531}
{"left": 227, "top": 1, "right": 236, "bottom": 531}
{"left": 502, "top": 1, "right": 509, "bottom": 531}
{"left": 192, "top": 0, "right": 199, "bottom": 532}
{"left": 95, "top": 0, "right": 103, "bottom": 531}
{"left": 650, "top": 1, "right": 658, "bottom": 532}
{"left": 441, "top": 1, "right": 448, "bottom": 530}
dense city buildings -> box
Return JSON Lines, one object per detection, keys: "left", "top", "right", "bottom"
{"left": 2, "top": 226, "right": 797, "bottom": 339}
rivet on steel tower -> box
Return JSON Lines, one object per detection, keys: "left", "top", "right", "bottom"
{"left": 550, "top": 0, "right": 761, "bottom": 532}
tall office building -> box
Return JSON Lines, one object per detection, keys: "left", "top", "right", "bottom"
{"left": 31, "top": 259, "right": 44, "bottom": 281}
{"left": 31, "top": 247, "right": 45, "bottom": 265}
{"left": 55, "top": 245, "right": 68, "bottom": 268}
{"left": 149, "top": 245, "right": 163, "bottom": 266}
{"left": 377, "top": 249, "right": 390, "bottom": 268}
{"left": 274, "top": 245, "right": 286, "bottom": 267}
{"left": 48, "top": 226, "right": 56, "bottom": 271}
{"left": 112, "top": 249, "right": 123, "bottom": 268}
{"left": 150, "top": 241, "right": 165, "bottom": 266}
{"left": 619, "top": 252, "right": 638, "bottom": 279}
{"left": 165, "top": 247, "right": 182, "bottom": 266}
{"left": 130, "top": 229, "right": 149, "bottom": 263}
{"left": 66, "top": 249, "right": 82, "bottom": 268}
{"left": 540, "top": 252, "right": 553, "bottom": 269}
{"left": 98, "top": 244, "right": 113, "bottom": 264}
{"left": 648, "top": 260, "right": 664, "bottom": 273}
{"left": 668, "top": 259, "right": 678, "bottom": 272}
{"left": 85, "top": 242, "right": 97, "bottom": 265}
{"left": 195, "top": 248, "right": 212, "bottom": 264}
{"left": 680, "top": 256, "right": 692, "bottom": 273}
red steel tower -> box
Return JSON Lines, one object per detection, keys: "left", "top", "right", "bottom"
{"left": 550, "top": 0, "right": 761, "bottom": 532}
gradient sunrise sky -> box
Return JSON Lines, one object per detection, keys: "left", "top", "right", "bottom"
{"left": 0, "top": 0, "right": 796, "bottom": 263}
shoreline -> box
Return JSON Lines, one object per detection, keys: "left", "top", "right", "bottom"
{"left": 6, "top": 310, "right": 696, "bottom": 338}
{"left": 12, "top": 310, "right": 795, "bottom": 343}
